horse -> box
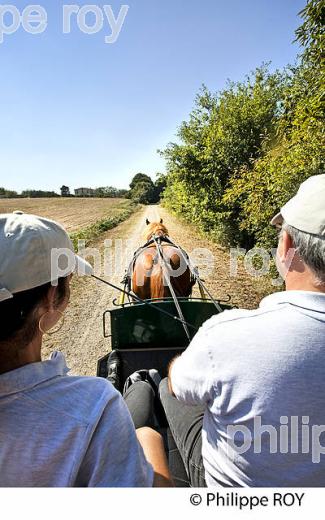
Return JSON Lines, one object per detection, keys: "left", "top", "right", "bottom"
{"left": 131, "top": 219, "right": 195, "bottom": 300}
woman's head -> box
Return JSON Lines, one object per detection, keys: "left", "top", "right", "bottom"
{"left": 0, "top": 212, "right": 93, "bottom": 372}
{"left": 0, "top": 276, "right": 71, "bottom": 351}
{"left": 0, "top": 211, "right": 92, "bottom": 303}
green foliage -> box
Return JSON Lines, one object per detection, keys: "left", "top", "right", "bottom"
{"left": 130, "top": 180, "right": 155, "bottom": 204}
{"left": 60, "top": 185, "right": 70, "bottom": 197}
{"left": 0, "top": 187, "right": 19, "bottom": 198}
{"left": 94, "top": 186, "right": 129, "bottom": 198}
{"left": 295, "top": 0, "right": 325, "bottom": 66}
{"left": 161, "top": 0, "right": 324, "bottom": 249}
{"left": 224, "top": 0, "right": 324, "bottom": 247}
{"left": 1, "top": 188, "right": 60, "bottom": 198}
{"left": 129, "top": 173, "right": 166, "bottom": 204}
{"left": 154, "top": 173, "right": 168, "bottom": 199}
{"left": 161, "top": 66, "right": 286, "bottom": 245}
{"left": 21, "top": 190, "right": 60, "bottom": 198}
{"left": 129, "top": 173, "right": 153, "bottom": 190}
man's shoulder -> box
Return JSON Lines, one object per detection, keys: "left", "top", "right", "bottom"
{"left": 201, "top": 306, "right": 275, "bottom": 330}
{"left": 197, "top": 298, "right": 292, "bottom": 342}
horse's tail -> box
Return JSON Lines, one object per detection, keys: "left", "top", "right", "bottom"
{"left": 150, "top": 265, "right": 166, "bottom": 299}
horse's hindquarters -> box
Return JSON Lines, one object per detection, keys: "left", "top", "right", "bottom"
{"left": 132, "top": 245, "right": 194, "bottom": 300}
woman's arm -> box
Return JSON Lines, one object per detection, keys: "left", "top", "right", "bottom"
{"left": 136, "top": 427, "right": 174, "bottom": 487}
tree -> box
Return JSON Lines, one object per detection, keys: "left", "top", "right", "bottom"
{"left": 154, "top": 173, "right": 167, "bottom": 201}
{"left": 130, "top": 182, "right": 154, "bottom": 204}
{"left": 129, "top": 173, "right": 153, "bottom": 190}
{"left": 224, "top": 0, "right": 324, "bottom": 247}
{"left": 60, "top": 186, "right": 70, "bottom": 197}
{"left": 93, "top": 186, "right": 129, "bottom": 198}
{"left": 161, "top": 67, "right": 286, "bottom": 244}
{"left": 295, "top": 0, "right": 325, "bottom": 66}
{"left": 116, "top": 189, "right": 129, "bottom": 198}
{"left": 129, "top": 173, "right": 156, "bottom": 204}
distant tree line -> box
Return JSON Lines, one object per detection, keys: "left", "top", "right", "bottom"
{"left": 0, "top": 188, "right": 19, "bottom": 198}
{"left": 22, "top": 190, "right": 60, "bottom": 198}
{"left": 93, "top": 186, "right": 129, "bottom": 198}
{"left": 160, "top": 0, "right": 324, "bottom": 249}
{"left": 0, "top": 188, "right": 59, "bottom": 198}
{"left": 0, "top": 186, "right": 131, "bottom": 199}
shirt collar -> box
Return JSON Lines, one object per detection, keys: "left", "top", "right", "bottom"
{"left": 0, "top": 351, "right": 69, "bottom": 397}
{"left": 260, "top": 290, "right": 325, "bottom": 313}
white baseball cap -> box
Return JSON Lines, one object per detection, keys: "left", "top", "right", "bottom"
{"left": 0, "top": 211, "right": 93, "bottom": 303}
{"left": 271, "top": 174, "right": 325, "bottom": 235}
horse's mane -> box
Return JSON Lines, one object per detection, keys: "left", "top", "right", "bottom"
{"left": 145, "top": 222, "right": 169, "bottom": 242}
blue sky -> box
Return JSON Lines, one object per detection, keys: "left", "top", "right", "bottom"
{"left": 0, "top": 0, "right": 306, "bottom": 193}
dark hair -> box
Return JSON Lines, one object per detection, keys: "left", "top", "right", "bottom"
{"left": 0, "top": 278, "right": 68, "bottom": 346}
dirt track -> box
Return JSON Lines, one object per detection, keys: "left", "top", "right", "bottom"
{"left": 42, "top": 205, "right": 162, "bottom": 375}
{"left": 43, "top": 205, "right": 272, "bottom": 376}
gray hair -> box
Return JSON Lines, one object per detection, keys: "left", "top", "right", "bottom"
{"left": 282, "top": 221, "right": 325, "bottom": 286}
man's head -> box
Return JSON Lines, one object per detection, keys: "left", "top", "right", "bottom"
{"left": 272, "top": 175, "right": 325, "bottom": 291}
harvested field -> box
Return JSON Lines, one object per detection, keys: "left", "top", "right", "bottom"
{"left": 0, "top": 198, "right": 133, "bottom": 233}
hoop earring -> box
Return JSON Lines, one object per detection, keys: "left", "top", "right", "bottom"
{"left": 39, "top": 311, "right": 65, "bottom": 336}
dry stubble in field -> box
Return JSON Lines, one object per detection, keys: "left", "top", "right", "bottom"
{"left": 0, "top": 197, "right": 133, "bottom": 233}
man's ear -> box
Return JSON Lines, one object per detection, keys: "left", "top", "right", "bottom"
{"left": 280, "top": 230, "right": 294, "bottom": 263}
{"left": 146, "top": 219, "right": 150, "bottom": 225}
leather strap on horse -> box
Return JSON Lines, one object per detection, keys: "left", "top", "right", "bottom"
{"left": 150, "top": 234, "right": 222, "bottom": 313}
{"left": 153, "top": 236, "right": 191, "bottom": 342}
{"left": 122, "top": 236, "right": 181, "bottom": 299}
{"left": 122, "top": 233, "right": 222, "bottom": 317}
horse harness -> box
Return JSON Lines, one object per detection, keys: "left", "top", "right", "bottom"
{"left": 119, "top": 234, "right": 223, "bottom": 340}
{"left": 122, "top": 235, "right": 196, "bottom": 294}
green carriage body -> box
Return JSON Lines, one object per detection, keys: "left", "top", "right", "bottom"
{"left": 98, "top": 299, "right": 231, "bottom": 384}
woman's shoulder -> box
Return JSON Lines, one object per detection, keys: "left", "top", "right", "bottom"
{"left": 31, "top": 373, "right": 121, "bottom": 426}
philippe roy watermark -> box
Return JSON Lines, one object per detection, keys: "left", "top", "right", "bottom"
{"left": 227, "top": 416, "right": 325, "bottom": 464}
{"left": 49, "top": 240, "right": 294, "bottom": 285}
{"left": 0, "top": 3, "right": 129, "bottom": 44}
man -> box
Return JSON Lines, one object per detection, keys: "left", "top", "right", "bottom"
{"left": 160, "top": 174, "right": 325, "bottom": 487}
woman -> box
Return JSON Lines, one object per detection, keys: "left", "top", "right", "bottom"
{"left": 0, "top": 211, "right": 171, "bottom": 487}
